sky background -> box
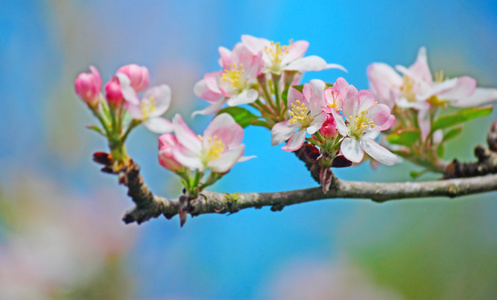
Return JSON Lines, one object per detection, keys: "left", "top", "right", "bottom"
{"left": 1, "top": 0, "right": 497, "bottom": 299}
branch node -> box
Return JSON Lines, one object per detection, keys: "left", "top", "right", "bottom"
{"left": 270, "top": 204, "right": 285, "bottom": 212}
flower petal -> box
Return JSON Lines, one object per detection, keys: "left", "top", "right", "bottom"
{"left": 143, "top": 84, "right": 171, "bottom": 118}
{"left": 281, "top": 40, "right": 309, "bottom": 65}
{"left": 342, "top": 85, "right": 359, "bottom": 119}
{"left": 361, "top": 138, "right": 397, "bottom": 166}
{"left": 208, "top": 145, "right": 245, "bottom": 173}
{"left": 117, "top": 73, "right": 139, "bottom": 105}
{"left": 284, "top": 56, "right": 329, "bottom": 72}
{"left": 172, "top": 145, "right": 203, "bottom": 170}
{"left": 218, "top": 46, "right": 231, "bottom": 69}
{"left": 227, "top": 89, "right": 258, "bottom": 106}
{"left": 367, "top": 63, "right": 402, "bottom": 107}
{"left": 282, "top": 129, "right": 307, "bottom": 152}
{"left": 307, "top": 112, "right": 327, "bottom": 134}
{"left": 143, "top": 117, "right": 174, "bottom": 134}
{"left": 451, "top": 87, "right": 497, "bottom": 107}
{"left": 358, "top": 89, "right": 376, "bottom": 112}
{"left": 408, "top": 47, "right": 433, "bottom": 84}
{"left": 204, "top": 113, "right": 243, "bottom": 150}
{"left": 437, "top": 76, "right": 476, "bottom": 101}
{"left": 192, "top": 97, "right": 226, "bottom": 117}
{"left": 271, "top": 120, "right": 299, "bottom": 146}
{"left": 172, "top": 114, "right": 202, "bottom": 153}
{"left": 341, "top": 137, "right": 364, "bottom": 163}
{"left": 331, "top": 109, "right": 349, "bottom": 136}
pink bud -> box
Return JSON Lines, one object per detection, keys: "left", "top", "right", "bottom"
{"left": 319, "top": 114, "right": 337, "bottom": 139}
{"left": 117, "top": 64, "right": 150, "bottom": 93}
{"left": 74, "top": 66, "right": 102, "bottom": 106}
{"left": 158, "top": 134, "right": 184, "bottom": 172}
{"left": 104, "top": 76, "right": 124, "bottom": 107}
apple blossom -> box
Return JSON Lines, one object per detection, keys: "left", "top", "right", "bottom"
{"left": 242, "top": 35, "right": 346, "bottom": 75}
{"left": 158, "top": 134, "right": 184, "bottom": 172}
{"left": 171, "top": 113, "right": 248, "bottom": 173}
{"left": 74, "top": 66, "right": 102, "bottom": 106}
{"left": 117, "top": 64, "right": 150, "bottom": 93}
{"left": 331, "top": 86, "right": 397, "bottom": 165}
{"left": 322, "top": 77, "right": 350, "bottom": 113}
{"left": 104, "top": 75, "right": 124, "bottom": 107}
{"left": 271, "top": 79, "right": 328, "bottom": 151}
{"left": 193, "top": 43, "right": 263, "bottom": 115}
{"left": 118, "top": 73, "right": 173, "bottom": 134}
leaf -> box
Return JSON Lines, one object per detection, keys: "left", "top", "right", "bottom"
{"left": 442, "top": 126, "right": 462, "bottom": 142}
{"left": 216, "top": 107, "right": 259, "bottom": 128}
{"left": 437, "top": 143, "right": 445, "bottom": 158}
{"left": 325, "top": 82, "right": 334, "bottom": 88}
{"left": 282, "top": 88, "right": 289, "bottom": 106}
{"left": 409, "top": 170, "right": 428, "bottom": 180}
{"left": 86, "top": 125, "right": 105, "bottom": 136}
{"left": 430, "top": 106, "right": 493, "bottom": 134}
{"left": 386, "top": 129, "right": 421, "bottom": 146}
{"left": 292, "top": 84, "right": 304, "bottom": 93}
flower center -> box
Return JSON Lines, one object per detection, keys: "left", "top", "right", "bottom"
{"left": 348, "top": 110, "right": 375, "bottom": 139}
{"left": 264, "top": 40, "right": 291, "bottom": 73}
{"left": 399, "top": 75, "right": 416, "bottom": 102}
{"left": 141, "top": 96, "right": 157, "bottom": 120}
{"left": 434, "top": 70, "right": 445, "bottom": 84}
{"left": 221, "top": 64, "right": 245, "bottom": 91}
{"left": 199, "top": 135, "right": 225, "bottom": 162}
{"left": 288, "top": 100, "right": 313, "bottom": 127}
{"left": 328, "top": 89, "right": 341, "bottom": 110}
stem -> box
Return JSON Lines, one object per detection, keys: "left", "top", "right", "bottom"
{"left": 120, "top": 119, "right": 142, "bottom": 145}
{"left": 258, "top": 75, "right": 277, "bottom": 111}
{"left": 272, "top": 73, "right": 282, "bottom": 116}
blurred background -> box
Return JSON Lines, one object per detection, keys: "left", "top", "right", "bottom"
{"left": 1, "top": 0, "right": 497, "bottom": 299}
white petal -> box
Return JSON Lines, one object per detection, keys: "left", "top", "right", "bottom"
{"left": 227, "top": 89, "right": 259, "bottom": 106}
{"left": 450, "top": 87, "right": 497, "bottom": 107}
{"left": 208, "top": 145, "right": 245, "bottom": 173}
{"left": 143, "top": 117, "right": 174, "bottom": 134}
{"left": 271, "top": 120, "right": 299, "bottom": 146}
{"left": 341, "top": 137, "right": 364, "bottom": 163}
{"left": 172, "top": 114, "right": 202, "bottom": 153}
{"left": 361, "top": 138, "right": 397, "bottom": 166}
{"left": 331, "top": 109, "right": 349, "bottom": 136}
{"left": 282, "top": 129, "right": 307, "bottom": 152}
{"left": 284, "top": 56, "right": 328, "bottom": 72}
{"left": 192, "top": 97, "right": 226, "bottom": 117}
{"left": 144, "top": 84, "right": 171, "bottom": 117}
{"left": 172, "top": 146, "right": 203, "bottom": 170}
{"left": 307, "top": 112, "right": 327, "bottom": 134}
{"left": 204, "top": 113, "right": 243, "bottom": 150}
{"left": 117, "top": 73, "right": 139, "bottom": 105}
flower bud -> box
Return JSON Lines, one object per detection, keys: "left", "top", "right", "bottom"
{"left": 105, "top": 76, "right": 124, "bottom": 108}
{"left": 117, "top": 64, "right": 149, "bottom": 93}
{"left": 319, "top": 114, "right": 337, "bottom": 139}
{"left": 158, "top": 134, "right": 184, "bottom": 172}
{"left": 74, "top": 66, "right": 102, "bottom": 106}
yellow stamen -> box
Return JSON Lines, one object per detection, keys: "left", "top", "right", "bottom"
{"left": 221, "top": 64, "right": 245, "bottom": 90}
{"left": 288, "top": 100, "right": 312, "bottom": 127}
{"left": 141, "top": 96, "right": 157, "bottom": 120}
{"left": 434, "top": 70, "right": 445, "bottom": 83}
{"left": 264, "top": 40, "right": 292, "bottom": 73}
{"left": 348, "top": 110, "right": 375, "bottom": 139}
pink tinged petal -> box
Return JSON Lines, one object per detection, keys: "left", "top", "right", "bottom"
{"left": 194, "top": 78, "right": 223, "bottom": 103}
{"left": 282, "top": 129, "right": 307, "bottom": 152}
{"left": 125, "top": 101, "right": 144, "bottom": 119}
{"left": 366, "top": 103, "right": 392, "bottom": 129}
{"left": 324, "top": 63, "right": 347, "bottom": 72}
{"left": 374, "top": 115, "right": 395, "bottom": 131}
{"left": 89, "top": 65, "right": 102, "bottom": 90}
{"left": 227, "top": 89, "right": 259, "bottom": 106}
{"left": 408, "top": 47, "right": 433, "bottom": 84}
{"left": 284, "top": 55, "right": 329, "bottom": 72}
{"left": 271, "top": 120, "right": 299, "bottom": 146}
{"left": 143, "top": 118, "right": 174, "bottom": 134}
{"left": 451, "top": 88, "right": 497, "bottom": 107}
{"left": 361, "top": 138, "right": 397, "bottom": 166}
{"left": 218, "top": 46, "right": 231, "bottom": 69}
{"left": 416, "top": 77, "right": 458, "bottom": 100}
{"left": 363, "top": 130, "right": 380, "bottom": 140}
{"left": 238, "top": 155, "right": 256, "bottom": 162}
{"left": 331, "top": 109, "right": 349, "bottom": 136}
{"left": 342, "top": 85, "right": 359, "bottom": 119}
{"left": 241, "top": 35, "right": 268, "bottom": 55}
{"left": 437, "top": 76, "right": 476, "bottom": 101}
{"left": 358, "top": 89, "right": 376, "bottom": 112}
{"left": 287, "top": 86, "right": 306, "bottom": 107}
{"left": 280, "top": 40, "right": 309, "bottom": 65}
{"left": 204, "top": 113, "right": 244, "bottom": 150}
{"left": 417, "top": 108, "right": 431, "bottom": 140}
{"left": 172, "top": 145, "right": 203, "bottom": 170}
{"left": 231, "top": 43, "right": 255, "bottom": 69}
{"left": 308, "top": 79, "right": 326, "bottom": 113}
{"left": 204, "top": 72, "right": 223, "bottom": 94}
{"left": 159, "top": 148, "right": 184, "bottom": 172}
{"left": 341, "top": 137, "right": 364, "bottom": 163}
{"left": 395, "top": 65, "right": 433, "bottom": 93}
{"left": 396, "top": 97, "right": 430, "bottom": 110}
{"left": 117, "top": 73, "right": 140, "bottom": 105}
{"left": 172, "top": 114, "right": 202, "bottom": 153}
{"left": 143, "top": 84, "right": 171, "bottom": 117}
{"left": 307, "top": 112, "right": 327, "bottom": 134}
{"left": 367, "top": 63, "right": 402, "bottom": 107}
{"left": 191, "top": 97, "right": 226, "bottom": 117}
{"left": 158, "top": 133, "right": 178, "bottom": 150}
{"left": 208, "top": 145, "right": 245, "bottom": 173}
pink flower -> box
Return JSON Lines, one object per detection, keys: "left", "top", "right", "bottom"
{"left": 117, "top": 73, "right": 173, "bottom": 134}
{"left": 171, "top": 113, "right": 248, "bottom": 173}
{"left": 368, "top": 47, "right": 497, "bottom": 109}
{"left": 242, "top": 35, "right": 346, "bottom": 75}
{"left": 331, "top": 86, "right": 397, "bottom": 165}
{"left": 322, "top": 77, "right": 350, "bottom": 113}
{"left": 193, "top": 43, "right": 263, "bottom": 115}
{"left": 271, "top": 79, "right": 328, "bottom": 152}
{"left": 117, "top": 64, "right": 150, "bottom": 93}
{"left": 158, "top": 134, "right": 184, "bottom": 172}
{"left": 319, "top": 114, "right": 338, "bottom": 139}
{"left": 104, "top": 75, "right": 124, "bottom": 107}
{"left": 74, "top": 66, "right": 102, "bottom": 106}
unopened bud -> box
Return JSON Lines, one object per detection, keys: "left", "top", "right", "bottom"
{"left": 117, "top": 64, "right": 150, "bottom": 93}
{"left": 75, "top": 66, "right": 102, "bottom": 106}
{"left": 105, "top": 76, "right": 124, "bottom": 108}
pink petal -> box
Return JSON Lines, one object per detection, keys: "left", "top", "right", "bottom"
{"left": 204, "top": 113, "right": 244, "bottom": 150}
{"left": 367, "top": 63, "right": 402, "bottom": 107}
{"left": 125, "top": 101, "right": 144, "bottom": 119}
{"left": 281, "top": 40, "right": 309, "bottom": 65}
{"left": 437, "top": 76, "right": 476, "bottom": 101}
{"left": 172, "top": 114, "right": 202, "bottom": 153}
{"left": 361, "top": 138, "right": 397, "bottom": 166}
{"left": 358, "top": 89, "right": 376, "bottom": 112}
{"left": 143, "top": 118, "right": 173, "bottom": 134}
{"left": 308, "top": 79, "right": 326, "bottom": 113}
{"left": 204, "top": 72, "right": 223, "bottom": 94}
{"left": 241, "top": 35, "right": 267, "bottom": 55}
{"left": 342, "top": 85, "right": 359, "bottom": 119}
{"left": 341, "top": 137, "right": 364, "bottom": 163}
{"left": 287, "top": 86, "right": 306, "bottom": 107}
{"left": 117, "top": 73, "right": 139, "bottom": 105}
{"left": 172, "top": 145, "right": 203, "bottom": 170}
{"left": 451, "top": 88, "right": 497, "bottom": 107}
{"left": 208, "top": 145, "right": 245, "bottom": 173}
{"left": 366, "top": 103, "right": 393, "bottom": 129}
{"left": 194, "top": 78, "right": 223, "bottom": 103}
{"left": 331, "top": 109, "right": 349, "bottom": 136}
{"left": 158, "top": 133, "right": 178, "bottom": 149}
{"left": 408, "top": 47, "right": 433, "bottom": 84}
{"left": 218, "top": 46, "right": 231, "bottom": 69}
{"left": 271, "top": 120, "right": 299, "bottom": 146}
{"left": 282, "top": 129, "right": 306, "bottom": 152}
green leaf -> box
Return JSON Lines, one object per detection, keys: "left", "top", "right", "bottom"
{"left": 86, "top": 125, "right": 105, "bottom": 136}
{"left": 292, "top": 84, "right": 304, "bottom": 93}
{"left": 386, "top": 129, "right": 421, "bottom": 146}
{"left": 325, "top": 82, "right": 334, "bottom": 88}
{"left": 409, "top": 170, "right": 428, "bottom": 179}
{"left": 282, "top": 88, "right": 289, "bottom": 106}
{"left": 442, "top": 126, "right": 463, "bottom": 142}
{"left": 216, "top": 107, "right": 259, "bottom": 128}
{"left": 430, "top": 106, "right": 493, "bottom": 134}
{"left": 437, "top": 143, "right": 445, "bottom": 158}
